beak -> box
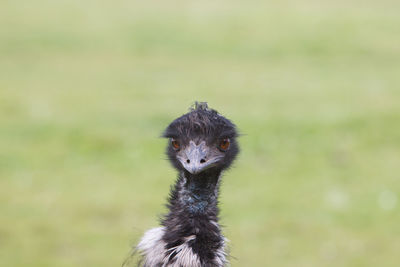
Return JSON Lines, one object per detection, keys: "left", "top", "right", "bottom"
{"left": 177, "top": 141, "right": 221, "bottom": 174}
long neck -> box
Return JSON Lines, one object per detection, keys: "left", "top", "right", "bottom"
{"left": 161, "top": 169, "right": 225, "bottom": 264}
{"left": 164, "top": 169, "right": 221, "bottom": 219}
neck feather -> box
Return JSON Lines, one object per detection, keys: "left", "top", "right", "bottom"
{"left": 166, "top": 170, "right": 221, "bottom": 217}
{"left": 161, "top": 169, "right": 225, "bottom": 263}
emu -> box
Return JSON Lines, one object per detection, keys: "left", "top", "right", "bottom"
{"left": 132, "top": 102, "right": 239, "bottom": 267}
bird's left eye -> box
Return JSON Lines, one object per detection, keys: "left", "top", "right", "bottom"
{"left": 171, "top": 138, "right": 180, "bottom": 150}
{"left": 219, "top": 138, "right": 230, "bottom": 151}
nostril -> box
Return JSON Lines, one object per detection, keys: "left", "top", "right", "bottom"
{"left": 186, "top": 159, "right": 190, "bottom": 163}
{"left": 200, "top": 159, "right": 206, "bottom": 164}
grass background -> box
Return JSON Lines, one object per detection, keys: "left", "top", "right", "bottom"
{"left": 1, "top": 0, "right": 400, "bottom": 266}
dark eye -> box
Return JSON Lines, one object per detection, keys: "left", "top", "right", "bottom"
{"left": 171, "top": 138, "right": 180, "bottom": 150}
{"left": 219, "top": 138, "right": 230, "bottom": 151}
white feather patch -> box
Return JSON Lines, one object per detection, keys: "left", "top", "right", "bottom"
{"left": 164, "top": 235, "right": 201, "bottom": 267}
{"left": 137, "top": 227, "right": 166, "bottom": 266}
{"left": 138, "top": 226, "right": 227, "bottom": 266}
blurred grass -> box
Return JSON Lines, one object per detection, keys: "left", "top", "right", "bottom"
{"left": 1, "top": 0, "right": 400, "bottom": 266}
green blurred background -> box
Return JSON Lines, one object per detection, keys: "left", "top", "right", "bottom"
{"left": 1, "top": 0, "right": 400, "bottom": 266}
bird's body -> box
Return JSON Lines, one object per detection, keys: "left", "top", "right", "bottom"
{"left": 134, "top": 103, "right": 239, "bottom": 267}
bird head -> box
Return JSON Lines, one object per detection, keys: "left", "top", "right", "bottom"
{"left": 163, "top": 102, "right": 239, "bottom": 175}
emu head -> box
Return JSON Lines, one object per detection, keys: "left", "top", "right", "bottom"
{"left": 163, "top": 102, "right": 239, "bottom": 175}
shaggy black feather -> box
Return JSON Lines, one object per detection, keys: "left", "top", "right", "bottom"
{"left": 160, "top": 102, "right": 239, "bottom": 266}
{"left": 123, "top": 102, "right": 240, "bottom": 267}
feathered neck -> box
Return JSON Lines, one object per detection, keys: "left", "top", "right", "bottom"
{"left": 161, "top": 169, "right": 225, "bottom": 264}
{"left": 165, "top": 170, "right": 221, "bottom": 218}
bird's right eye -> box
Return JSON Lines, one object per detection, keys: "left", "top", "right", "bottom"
{"left": 171, "top": 138, "right": 180, "bottom": 150}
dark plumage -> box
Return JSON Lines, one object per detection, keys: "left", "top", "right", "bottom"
{"left": 128, "top": 102, "right": 239, "bottom": 267}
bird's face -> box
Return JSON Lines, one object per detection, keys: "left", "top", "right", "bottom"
{"left": 168, "top": 136, "right": 237, "bottom": 175}
{"left": 163, "top": 106, "right": 239, "bottom": 175}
